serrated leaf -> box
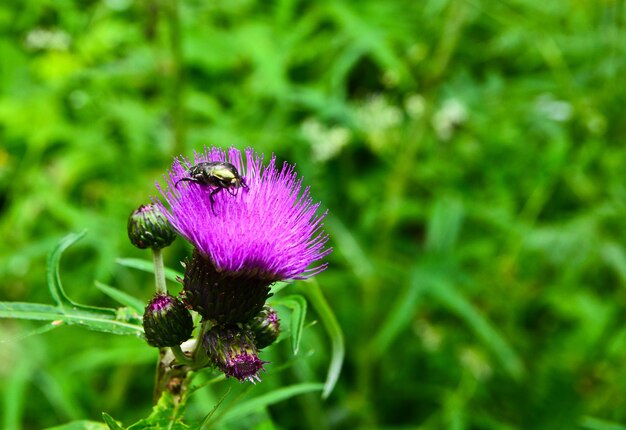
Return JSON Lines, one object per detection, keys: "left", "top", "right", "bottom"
{"left": 116, "top": 258, "right": 183, "bottom": 283}
{"left": 271, "top": 295, "right": 307, "bottom": 355}
{"left": 47, "top": 231, "right": 117, "bottom": 317}
{"left": 300, "top": 280, "right": 344, "bottom": 399}
{"left": 95, "top": 281, "right": 145, "bottom": 314}
{"left": 0, "top": 302, "right": 144, "bottom": 336}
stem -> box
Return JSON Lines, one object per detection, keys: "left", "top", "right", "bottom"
{"left": 152, "top": 248, "right": 167, "bottom": 294}
{"left": 191, "top": 320, "right": 213, "bottom": 368}
{"left": 171, "top": 344, "right": 194, "bottom": 366}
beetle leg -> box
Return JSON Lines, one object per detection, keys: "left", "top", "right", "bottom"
{"left": 209, "top": 188, "right": 221, "bottom": 214}
{"left": 175, "top": 177, "right": 199, "bottom": 188}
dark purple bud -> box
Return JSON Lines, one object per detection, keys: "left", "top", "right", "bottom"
{"left": 248, "top": 306, "right": 280, "bottom": 349}
{"left": 128, "top": 204, "right": 176, "bottom": 250}
{"left": 143, "top": 293, "right": 193, "bottom": 347}
{"left": 203, "top": 325, "right": 266, "bottom": 383}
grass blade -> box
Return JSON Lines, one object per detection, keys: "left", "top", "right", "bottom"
{"left": 301, "top": 279, "right": 344, "bottom": 399}
{"left": 429, "top": 278, "right": 524, "bottom": 380}
{"left": 370, "top": 267, "right": 427, "bottom": 359}
{"left": 271, "top": 295, "right": 307, "bottom": 355}
{"left": 95, "top": 281, "right": 145, "bottom": 314}
{"left": 216, "top": 383, "right": 323, "bottom": 425}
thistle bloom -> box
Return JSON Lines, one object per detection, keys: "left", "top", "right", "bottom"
{"left": 156, "top": 147, "right": 331, "bottom": 323}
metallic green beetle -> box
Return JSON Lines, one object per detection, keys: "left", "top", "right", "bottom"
{"left": 175, "top": 161, "right": 248, "bottom": 210}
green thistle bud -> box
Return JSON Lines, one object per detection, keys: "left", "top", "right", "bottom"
{"left": 203, "top": 325, "right": 266, "bottom": 383}
{"left": 143, "top": 293, "right": 194, "bottom": 347}
{"left": 248, "top": 306, "right": 280, "bottom": 349}
{"left": 128, "top": 204, "right": 176, "bottom": 250}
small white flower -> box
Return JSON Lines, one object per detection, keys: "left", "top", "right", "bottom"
{"left": 404, "top": 93, "right": 426, "bottom": 119}
{"left": 301, "top": 119, "right": 351, "bottom": 163}
{"left": 356, "top": 95, "right": 403, "bottom": 151}
{"left": 534, "top": 93, "right": 573, "bottom": 122}
{"left": 432, "top": 98, "right": 468, "bottom": 141}
{"left": 25, "top": 28, "right": 71, "bottom": 51}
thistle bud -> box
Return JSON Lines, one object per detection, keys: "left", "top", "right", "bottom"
{"left": 203, "top": 325, "right": 266, "bottom": 383}
{"left": 128, "top": 204, "right": 176, "bottom": 250}
{"left": 248, "top": 306, "right": 280, "bottom": 349}
{"left": 143, "top": 293, "right": 194, "bottom": 347}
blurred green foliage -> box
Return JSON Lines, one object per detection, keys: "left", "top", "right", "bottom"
{"left": 1, "top": 0, "right": 626, "bottom": 428}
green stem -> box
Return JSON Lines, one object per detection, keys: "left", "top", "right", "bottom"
{"left": 192, "top": 320, "right": 213, "bottom": 368}
{"left": 171, "top": 344, "right": 194, "bottom": 366}
{"left": 152, "top": 248, "right": 167, "bottom": 295}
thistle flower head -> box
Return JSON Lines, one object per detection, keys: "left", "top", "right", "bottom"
{"left": 156, "top": 147, "right": 331, "bottom": 281}
{"left": 203, "top": 325, "right": 266, "bottom": 383}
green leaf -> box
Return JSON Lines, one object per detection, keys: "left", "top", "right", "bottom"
{"left": 198, "top": 387, "right": 231, "bottom": 429}
{"left": 0, "top": 321, "right": 59, "bottom": 343}
{"left": 326, "top": 215, "right": 374, "bottom": 282}
{"left": 127, "top": 391, "right": 189, "bottom": 430}
{"left": 370, "top": 267, "right": 427, "bottom": 358}
{"left": 44, "top": 421, "right": 109, "bottom": 430}
{"left": 47, "top": 231, "right": 117, "bottom": 317}
{"left": 300, "top": 280, "right": 344, "bottom": 399}
{"left": 429, "top": 278, "right": 524, "bottom": 380}
{"left": 271, "top": 295, "right": 307, "bottom": 355}
{"left": 269, "top": 281, "right": 291, "bottom": 294}
{"left": 425, "top": 197, "right": 464, "bottom": 254}
{"left": 95, "top": 281, "right": 145, "bottom": 314}
{"left": 47, "top": 231, "right": 85, "bottom": 309}
{"left": 102, "top": 413, "right": 125, "bottom": 430}
{"left": 580, "top": 416, "right": 626, "bottom": 430}
{"left": 0, "top": 302, "right": 144, "bottom": 336}
{"left": 116, "top": 257, "right": 183, "bottom": 283}
{"left": 215, "top": 383, "right": 324, "bottom": 425}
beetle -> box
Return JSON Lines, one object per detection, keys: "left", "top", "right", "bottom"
{"left": 175, "top": 161, "right": 248, "bottom": 211}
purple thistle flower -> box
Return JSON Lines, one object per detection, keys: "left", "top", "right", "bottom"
{"left": 157, "top": 146, "right": 330, "bottom": 280}
{"left": 155, "top": 147, "right": 331, "bottom": 323}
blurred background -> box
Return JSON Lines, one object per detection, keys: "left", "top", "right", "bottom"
{"left": 1, "top": 0, "right": 626, "bottom": 428}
